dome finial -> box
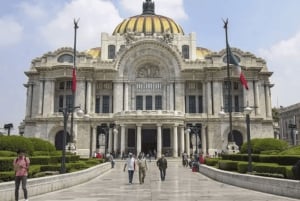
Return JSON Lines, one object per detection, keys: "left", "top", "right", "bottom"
{"left": 143, "top": 0, "right": 155, "bottom": 15}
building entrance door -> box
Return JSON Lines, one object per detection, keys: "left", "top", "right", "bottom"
{"left": 142, "top": 129, "right": 157, "bottom": 156}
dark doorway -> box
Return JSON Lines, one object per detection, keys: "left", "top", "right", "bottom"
{"left": 142, "top": 129, "right": 157, "bottom": 155}
{"left": 55, "top": 130, "right": 70, "bottom": 150}
{"left": 228, "top": 130, "right": 243, "bottom": 149}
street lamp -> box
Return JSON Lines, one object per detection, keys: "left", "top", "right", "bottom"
{"left": 244, "top": 105, "right": 253, "bottom": 173}
{"left": 60, "top": 106, "right": 84, "bottom": 174}
{"left": 185, "top": 124, "right": 202, "bottom": 155}
{"left": 4, "top": 123, "right": 13, "bottom": 136}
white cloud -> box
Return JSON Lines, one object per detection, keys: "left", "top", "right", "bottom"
{"left": 0, "top": 16, "right": 23, "bottom": 47}
{"left": 258, "top": 31, "right": 300, "bottom": 107}
{"left": 120, "top": 0, "right": 187, "bottom": 21}
{"left": 40, "top": 0, "right": 122, "bottom": 50}
{"left": 18, "top": 2, "right": 47, "bottom": 20}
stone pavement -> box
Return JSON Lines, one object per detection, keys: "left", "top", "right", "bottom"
{"left": 30, "top": 159, "right": 299, "bottom": 201}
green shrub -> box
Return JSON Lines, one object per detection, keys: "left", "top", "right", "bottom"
{"left": 40, "top": 164, "right": 61, "bottom": 172}
{"left": 0, "top": 171, "right": 15, "bottom": 182}
{"left": 0, "top": 150, "right": 17, "bottom": 157}
{"left": 218, "top": 160, "right": 238, "bottom": 171}
{"left": 0, "top": 157, "right": 15, "bottom": 171}
{"left": 205, "top": 158, "right": 219, "bottom": 166}
{"left": 258, "top": 155, "right": 300, "bottom": 165}
{"left": 240, "top": 138, "right": 288, "bottom": 154}
{"left": 28, "top": 137, "right": 56, "bottom": 152}
{"left": 280, "top": 145, "right": 300, "bottom": 155}
{"left": 0, "top": 136, "right": 34, "bottom": 155}
{"left": 237, "top": 161, "right": 249, "bottom": 173}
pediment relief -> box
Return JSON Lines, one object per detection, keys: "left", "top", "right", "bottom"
{"left": 137, "top": 64, "right": 160, "bottom": 78}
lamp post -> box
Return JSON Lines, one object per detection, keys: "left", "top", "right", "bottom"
{"left": 244, "top": 105, "right": 253, "bottom": 173}
{"left": 4, "top": 123, "right": 13, "bottom": 136}
{"left": 185, "top": 124, "right": 202, "bottom": 155}
{"left": 60, "top": 106, "right": 83, "bottom": 174}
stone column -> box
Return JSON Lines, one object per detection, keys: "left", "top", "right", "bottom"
{"left": 120, "top": 124, "right": 126, "bottom": 155}
{"left": 113, "top": 81, "right": 123, "bottom": 113}
{"left": 173, "top": 124, "right": 178, "bottom": 157}
{"left": 113, "top": 127, "right": 119, "bottom": 154}
{"left": 108, "top": 127, "right": 113, "bottom": 153}
{"left": 170, "top": 82, "right": 174, "bottom": 110}
{"left": 43, "top": 80, "right": 54, "bottom": 115}
{"left": 206, "top": 81, "right": 212, "bottom": 115}
{"left": 265, "top": 83, "right": 272, "bottom": 118}
{"left": 156, "top": 124, "right": 162, "bottom": 158}
{"left": 136, "top": 124, "right": 142, "bottom": 155}
{"left": 38, "top": 80, "right": 44, "bottom": 116}
{"left": 254, "top": 80, "right": 261, "bottom": 115}
{"left": 124, "top": 82, "right": 129, "bottom": 111}
{"left": 175, "top": 81, "right": 185, "bottom": 112}
{"left": 201, "top": 125, "right": 206, "bottom": 154}
{"left": 180, "top": 126, "right": 185, "bottom": 155}
{"left": 86, "top": 80, "right": 92, "bottom": 113}
{"left": 185, "top": 129, "right": 190, "bottom": 156}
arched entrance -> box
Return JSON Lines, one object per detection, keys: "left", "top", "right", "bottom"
{"left": 227, "top": 130, "right": 243, "bottom": 149}
{"left": 142, "top": 129, "right": 157, "bottom": 155}
{"left": 55, "top": 130, "right": 70, "bottom": 150}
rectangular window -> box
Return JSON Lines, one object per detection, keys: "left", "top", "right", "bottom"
{"left": 108, "top": 45, "right": 116, "bottom": 59}
{"left": 162, "top": 129, "right": 171, "bottom": 147}
{"left": 188, "top": 96, "right": 196, "bottom": 113}
{"left": 66, "top": 95, "right": 73, "bottom": 109}
{"left": 234, "top": 95, "right": 239, "bottom": 112}
{"left": 224, "top": 95, "right": 233, "bottom": 113}
{"left": 155, "top": 95, "right": 162, "bottom": 110}
{"left": 146, "top": 96, "right": 152, "bottom": 110}
{"left": 95, "top": 96, "right": 100, "bottom": 113}
{"left": 136, "top": 96, "right": 143, "bottom": 110}
{"left": 233, "top": 82, "right": 239, "bottom": 90}
{"left": 128, "top": 129, "right": 136, "bottom": 147}
{"left": 59, "top": 82, "right": 65, "bottom": 90}
{"left": 58, "top": 95, "right": 64, "bottom": 112}
{"left": 198, "top": 96, "right": 203, "bottom": 113}
{"left": 66, "top": 81, "right": 72, "bottom": 89}
{"left": 103, "top": 96, "right": 110, "bottom": 113}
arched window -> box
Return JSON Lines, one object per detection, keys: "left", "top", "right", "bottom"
{"left": 57, "top": 54, "right": 73, "bottom": 63}
{"left": 108, "top": 45, "right": 115, "bottom": 59}
{"left": 182, "top": 45, "right": 189, "bottom": 59}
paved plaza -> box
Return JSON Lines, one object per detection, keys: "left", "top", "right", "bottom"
{"left": 30, "top": 160, "right": 298, "bottom": 201}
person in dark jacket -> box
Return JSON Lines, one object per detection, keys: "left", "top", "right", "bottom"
{"left": 156, "top": 154, "right": 167, "bottom": 181}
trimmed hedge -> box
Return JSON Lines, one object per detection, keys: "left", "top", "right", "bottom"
{"left": 218, "top": 160, "right": 239, "bottom": 171}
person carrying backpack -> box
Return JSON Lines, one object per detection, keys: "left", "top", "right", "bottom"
{"left": 13, "top": 149, "right": 30, "bottom": 201}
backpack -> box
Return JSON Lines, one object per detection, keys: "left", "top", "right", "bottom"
{"left": 15, "top": 157, "right": 29, "bottom": 171}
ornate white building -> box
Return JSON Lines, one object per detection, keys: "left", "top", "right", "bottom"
{"left": 21, "top": 0, "right": 274, "bottom": 157}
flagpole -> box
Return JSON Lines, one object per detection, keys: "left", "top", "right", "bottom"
{"left": 70, "top": 19, "right": 79, "bottom": 145}
{"left": 223, "top": 19, "right": 235, "bottom": 146}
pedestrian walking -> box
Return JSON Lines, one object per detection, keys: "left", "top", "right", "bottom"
{"left": 137, "top": 153, "right": 148, "bottom": 184}
{"left": 156, "top": 154, "right": 167, "bottom": 181}
{"left": 109, "top": 153, "right": 115, "bottom": 168}
{"left": 123, "top": 153, "right": 135, "bottom": 184}
{"left": 13, "top": 149, "right": 30, "bottom": 201}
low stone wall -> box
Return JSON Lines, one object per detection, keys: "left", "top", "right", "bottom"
{"left": 0, "top": 162, "right": 110, "bottom": 201}
{"left": 199, "top": 164, "right": 300, "bottom": 199}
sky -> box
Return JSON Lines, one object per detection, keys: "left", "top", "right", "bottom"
{"left": 1, "top": 0, "right": 300, "bottom": 134}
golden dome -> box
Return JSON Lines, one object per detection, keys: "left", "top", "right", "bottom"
{"left": 112, "top": 0, "right": 184, "bottom": 36}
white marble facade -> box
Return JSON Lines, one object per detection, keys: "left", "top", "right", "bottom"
{"left": 21, "top": 0, "right": 274, "bottom": 157}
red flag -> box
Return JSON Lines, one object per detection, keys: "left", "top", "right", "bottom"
{"left": 72, "top": 67, "right": 76, "bottom": 92}
{"left": 227, "top": 44, "right": 249, "bottom": 90}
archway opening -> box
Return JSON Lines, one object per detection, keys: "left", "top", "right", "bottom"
{"left": 55, "top": 130, "right": 70, "bottom": 150}
{"left": 227, "top": 130, "right": 243, "bottom": 150}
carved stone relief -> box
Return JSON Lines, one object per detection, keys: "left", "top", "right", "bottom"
{"left": 137, "top": 64, "right": 160, "bottom": 78}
